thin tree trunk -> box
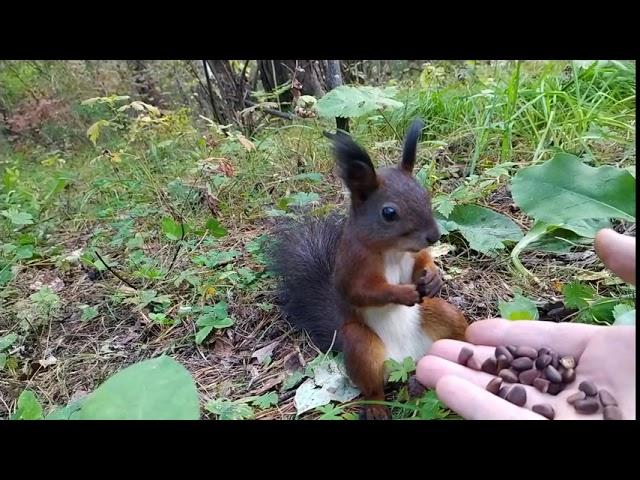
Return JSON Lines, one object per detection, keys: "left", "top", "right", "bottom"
{"left": 257, "top": 60, "right": 327, "bottom": 106}
{"left": 325, "top": 60, "right": 349, "bottom": 132}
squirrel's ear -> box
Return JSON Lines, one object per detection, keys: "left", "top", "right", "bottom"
{"left": 324, "top": 130, "right": 378, "bottom": 205}
{"left": 400, "top": 118, "right": 424, "bottom": 174}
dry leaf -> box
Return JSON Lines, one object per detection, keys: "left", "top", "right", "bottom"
{"left": 236, "top": 134, "right": 255, "bottom": 152}
{"left": 429, "top": 243, "right": 455, "bottom": 258}
{"left": 38, "top": 356, "right": 57, "bottom": 368}
{"left": 216, "top": 159, "right": 236, "bottom": 177}
{"left": 576, "top": 270, "right": 612, "bottom": 281}
{"left": 251, "top": 341, "right": 280, "bottom": 363}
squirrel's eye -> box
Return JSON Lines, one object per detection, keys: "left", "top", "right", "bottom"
{"left": 381, "top": 206, "right": 397, "bottom": 221}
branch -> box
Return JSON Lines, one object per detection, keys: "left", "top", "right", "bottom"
{"left": 244, "top": 100, "right": 297, "bottom": 121}
{"left": 94, "top": 250, "right": 137, "bottom": 290}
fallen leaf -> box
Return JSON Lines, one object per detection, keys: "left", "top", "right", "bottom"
{"left": 576, "top": 270, "right": 612, "bottom": 281}
{"left": 49, "top": 277, "right": 65, "bottom": 292}
{"left": 38, "top": 356, "right": 57, "bottom": 368}
{"left": 283, "top": 350, "right": 305, "bottom": 373}
{"left": 429, "top": 243, "right": 455, "bottom": 258}
{"left": 252, "top": 341, "right": 279, "bottom": 363}
{"left": 250, "top": 373, "right": 286, "bottom": 396}
{"left": 294, "top": 354, "right": 359, "bottom": 415}
{"left": 64, "top": 248, "right": 84, "bottom": 264}
{"left": 236, "top": 134, "right": 255, "bottom": 152}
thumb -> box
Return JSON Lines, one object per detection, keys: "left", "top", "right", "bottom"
{"left": 594, "top": 228, "right": 635, "bottom": 285}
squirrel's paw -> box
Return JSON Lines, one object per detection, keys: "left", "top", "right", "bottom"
{"left": 416, "top": 268, "right": 443, "bottom": 299}
{"left": 360, "top": 405, "right": 391, "bottom": 420}
{"left": 397, "top": 285, "right": 421, "bottom": 306}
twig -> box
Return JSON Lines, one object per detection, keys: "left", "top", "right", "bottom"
{"left": 201, "top": 60, "right": 222, "bottom": 124}
{"left": 94, "top": 250, "right": 137, "bottom": 289}
{"left": 244, "top": 100, "right": 296, "bottom": 121}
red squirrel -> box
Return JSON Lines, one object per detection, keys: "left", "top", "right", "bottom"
{"left": 269, "top": 119, "right": 467, "bottom": 419}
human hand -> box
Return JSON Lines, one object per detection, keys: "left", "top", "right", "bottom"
{"left": 416, "top": 229, "right": 636, "bottom": 419}
{"left": 416, "top": 320, "right": 635, "bottom": 419}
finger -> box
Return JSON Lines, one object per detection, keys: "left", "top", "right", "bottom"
{"left": 428, "top": 339, "right": 497, "bottom": 366}
{"left": 417, "top": 351, "right": 493, "bottom": 389}
{"left": 466, "top": 318, "right": 600, "bottom": 358}
{"left": 435, "top": 375, "right": 544, "bottom": 420}
{"left": 418, "top": 352, "right": 581, "bottom": 418}
{"left": 417, "top": 353, "right": 553, "bottom": 407}
{"left": 595, "top": 229, "right": 636, "bottom": 285}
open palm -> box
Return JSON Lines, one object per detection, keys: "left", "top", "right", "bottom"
{"left": 416, "top": 319, "right": 636, "bottom": 420}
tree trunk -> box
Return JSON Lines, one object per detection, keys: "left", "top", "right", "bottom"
{"left": 257, "top": 60, "right": 327, "bottom": 106}
{"left": 203, "top": 60, "right": 251, "bottom": 129}
{"left": 325, "top": 60, "right": 349, "bottom": 132}
{"left": 128, "top": 60, "right": 166, "bottom": 108}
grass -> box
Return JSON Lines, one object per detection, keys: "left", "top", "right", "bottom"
{"left": 0, "top": 60, "right": 635, "bottom": 419}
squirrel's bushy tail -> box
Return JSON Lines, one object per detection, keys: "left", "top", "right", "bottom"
{"left": 267, "top": 214, "right": 345, "bottom": 351}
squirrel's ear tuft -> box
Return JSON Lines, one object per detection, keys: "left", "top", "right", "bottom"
{"left": 400, "top": 118, "right": 424, "bottom": 174}
{"left": 325, "top": 130, "right": 378, "bottom": 205}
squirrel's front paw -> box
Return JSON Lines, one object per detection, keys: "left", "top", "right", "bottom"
{"left": 416, "top": 268, "right": 443, "bottom": 299}
{"left": 397, "top": 285, "right": 421, "bottom": 306}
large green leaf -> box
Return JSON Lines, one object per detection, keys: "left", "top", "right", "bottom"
{"left": 499, "top": 293, "right": 539, "bottom": 320}
{"left": 437, "top": 204, "right": 523, "bottom": 255}
{"left": 511, "top": 153, "right": 636, "bottom": 223}
{"left": 316, "top": 86, "right": 403, "bottom": 119}
{"left": 74, "top": 356, "right": 199, "bottom": 420}
{"left": 525, "top": 218, "right": 610, "bottom": 254}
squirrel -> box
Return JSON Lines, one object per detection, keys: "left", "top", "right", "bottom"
{"left": 269, "top": 119, "right": 467, "bottom": 419}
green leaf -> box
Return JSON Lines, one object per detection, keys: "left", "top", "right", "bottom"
{"left": 561, "top": 218, "right": 612, "bottom": 238}
{"left": 385, "top": 357, "right": 416, "bottom": 383}
{"left": 499, "top": 293, "right": 539, "bottom": 320}
{"left": 316, "top": 85, "right": 403, "bottom": 119}
{"left": 282, "top": 370, "right": 305, "bottom": 390}
{"left": 0, "top": 353, "right": 6, "bottom": 369}
{"left": 125, "top": 234, "right": 144, "bottom": 250}
{"left": 525, "top": 227, "right": 593, "bottom": 254}
{"left": 288, "top": 192, "right": 320, "bottom": 208}
{"left": 15, "top": 244, "right": 35, "bottom": 259}
{"left": 192, "top": 250, "right": 240, "bottom": 268}
{"left": 11, "top": 390, "right": 44, "bottom": 420}
{"left": 291, "top": 172, "right": 323, "bottom": 183}
{"left": 0, "top": 333, "right": 18, "bottom": 352}
{"left": 437, "top": 205, "right": 523, "bottom": 255}
{"left": 1, "top": 209, "right": 34, "bottom": 226}
{"left": 195, "top": 325, "right": 214, "bottom": 345}
{"left": 417, "top": 390, "right": 449, "bottom": 420}
{"left": 205, "top": 399, "right": 254, "bottom": 420}
{"left": 75, "top": 356, "right": 199, "bottom": 419}
{"left": 316, "top": 403, "right": 345, "bottom": 420}
{"left": 563, "top": 282, "right": 596, "bottom": 310}
{"left": 511, "top": 153, "right": 636, "bottom": 223}
{"left": 79, "top": 305, "right": 99, "bottom": 322}
{"left": 433, "top": 195, "right": 455, "bottom": 218}
{"left": 148, "top": 313, "right": 173, "bottom": 325}
{"left": 0, "top": 266, "right": 14, "bottom": 286}
{"left": 197, "top": 316, "right": 234, "bottom": 329}
{"left": 205, "top": 218, "right": 227, "bottom": 238}
{"left": 86, "top": 119, "right": 110, "bottom": 146}
{"left": 252, "top": 392, "right": 278, "bottom": 409}
{"left": 161, "top": 217, "right": 184, "bottom": 241}
{"left": 45, "top": 399, "right": 85, "bottom": 420}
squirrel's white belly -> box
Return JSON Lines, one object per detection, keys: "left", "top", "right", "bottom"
{"left": 362, "top": 251, "right": 434, "bottom": 363}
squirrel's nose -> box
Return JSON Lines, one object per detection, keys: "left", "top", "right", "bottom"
{"left": 426, "top": 231, "right": 440, "bottom": 245}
